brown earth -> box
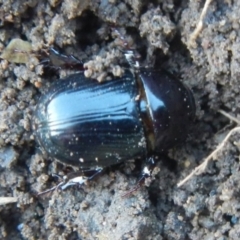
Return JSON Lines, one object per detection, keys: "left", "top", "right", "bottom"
{"left": 0, "top": 1, "right": 240, "bottom": 239}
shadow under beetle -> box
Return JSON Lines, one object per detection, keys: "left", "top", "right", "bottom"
{"left": 32, "top": 31, "right": 196, "bottom": 195}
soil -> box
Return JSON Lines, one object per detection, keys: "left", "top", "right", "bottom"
{"left": 1, "top": 0, "right": 240, "bottom": 240}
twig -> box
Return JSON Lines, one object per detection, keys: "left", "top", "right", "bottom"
{"left": 0, "top": 197, "right": 18, "bottom": 205}
{"left": 189, "top": 0, "right": 213, "bottom": 47}
{"left": 218, "top": 110, "right": 240, "bottom": 125}
{"left": 177, "top": 110, "right": 240, "bottom": 187}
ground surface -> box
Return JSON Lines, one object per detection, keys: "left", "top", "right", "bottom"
{"left": 0, "top": 0, "right": 240, "bottom": 240}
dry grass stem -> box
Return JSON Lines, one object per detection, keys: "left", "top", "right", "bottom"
{"left": 0, "top": 197, "right": 18, "bottom": 205}
{"left": 218, "top": 110, "right": 240, "bottom": 125}
{"left": 177, "top": 110, "right": 240, "bottom": 187}
{"left": 189, "top": 0, "right": 213, "bottom": 47}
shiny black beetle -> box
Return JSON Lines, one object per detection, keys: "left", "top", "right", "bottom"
{"left": 33, "top": 43, "right": 196, "bottom": 194}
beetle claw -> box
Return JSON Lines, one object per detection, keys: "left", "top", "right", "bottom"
{"left": 121, "top": 172, "right": 149, "bottom": 198}
{"left": 121, "top": 183, "right": 142, "bottom": 198}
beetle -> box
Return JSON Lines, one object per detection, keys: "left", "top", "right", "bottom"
{"left": 32, "top": 34, "right": 196, "bottom": 195}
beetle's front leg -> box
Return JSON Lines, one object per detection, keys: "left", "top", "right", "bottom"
{"left": 37, "top": 168, "right": 103, "bottom": 196}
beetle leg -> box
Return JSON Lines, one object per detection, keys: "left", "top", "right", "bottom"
{"left": 48, "top": 47, "right": 85, "bottom": 70}
{"left": 57, "top": 175, "right": 89, "bottom": 190}
{"left": 59, "top": 168, "right": 103, "bottom": 190}
{"left": 111, "top": 27, "right": 141, "bottom": 69}
{"left": 37, "top": 180, "right": 65, "bottom": 196}
{"left": 123, "top": 50, "right": 141, "bottom": 69}
{"left": 37, "top": 168, "right": 103, "bottom": 196}
{"left": 122, "top": 157, "right": 156, "bottom": 197}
